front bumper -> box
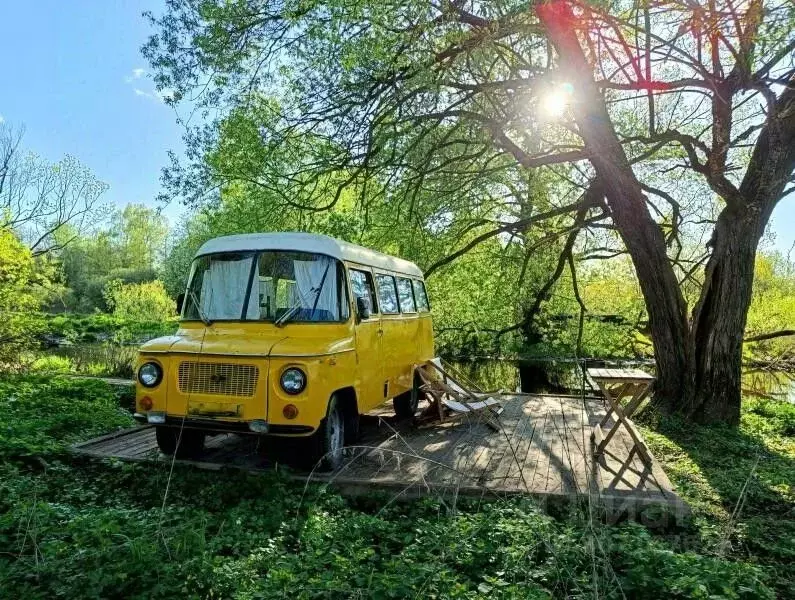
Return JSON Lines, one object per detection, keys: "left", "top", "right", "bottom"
{"left": 133, "top": 413, "right": 314, "bottom": 436}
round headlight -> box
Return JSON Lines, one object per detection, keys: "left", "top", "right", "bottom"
{"left": 138, "top": 362, "right": 162, "bottom": 388}
{"left": 280, "top": 368, "right": 306, "bottom": 395}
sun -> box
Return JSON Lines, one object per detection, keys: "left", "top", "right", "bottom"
{"left": 539, "top": 83, "right": 574, "bottom": 119}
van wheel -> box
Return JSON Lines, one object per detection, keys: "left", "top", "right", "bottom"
{"left": 303, "top": 395, "right": 345, "bottom": 471}
{"left": 155, "top": 426, "right": 205, "bottom": 458}
{"left": 393, "top": 374, "right": 422, "bottom": 418}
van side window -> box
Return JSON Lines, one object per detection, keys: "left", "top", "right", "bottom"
{"left": 396, "top": 277, "right": 416, "bottom": 313}
{"left": 413, "top": 279, "right": 430, "bottom": 312}
{"left": 350, "top": 268, "right": 378, "bottom": 315}
{"left": 375, "top": 274, "right": 399, "bottom": 314}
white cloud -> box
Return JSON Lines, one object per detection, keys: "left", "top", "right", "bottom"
{"left": 0, "top": 114, "right": 5, "bottom": 124}
{"left": 126, "top": 68, "right": 173, "bottom": 104}
{"left": 124, "top": 67, "right": 147, "bottom": 83}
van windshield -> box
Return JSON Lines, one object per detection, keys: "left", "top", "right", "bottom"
{"left": 182, "top": 250, "right": 349, "bottom": 323}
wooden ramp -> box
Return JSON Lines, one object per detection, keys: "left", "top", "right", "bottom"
{"left": 72, "top": 394, "right": 688, "bottom": 523}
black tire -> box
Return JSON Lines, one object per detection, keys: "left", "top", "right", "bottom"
{"left": 393, "top": 374, "right": 422, "bottom": 418}
{"left": 155, "top": 426, "right": 205, "bottom": 458}
{"left": 303, "top": 395, "right": 346, "bottom": 471}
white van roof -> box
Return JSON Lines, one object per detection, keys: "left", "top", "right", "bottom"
{"left": 195, "top": 232, "right": 424, "bottom": 278}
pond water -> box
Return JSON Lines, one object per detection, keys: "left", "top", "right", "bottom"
{"left": 43, "top": 344, "right": 137, "bottom": 379}
{"left": 742, "top": 369, "right": 795, "bottom": 403}
{"left": 447, "top": 358, "right": 795, "bottom": 403}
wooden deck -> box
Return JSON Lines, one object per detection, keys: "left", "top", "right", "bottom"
{"left": 72, "top": 394, "right": 687, "bottom": 523}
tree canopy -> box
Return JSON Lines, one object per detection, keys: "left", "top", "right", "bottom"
{"left": 144, "top": 0, "right": 795, "bottom": 423}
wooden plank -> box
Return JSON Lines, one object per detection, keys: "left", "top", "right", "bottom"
{"left": 478, "top": 398, "right": 523, "bottom": 489}
{"left": 502, "top": 396, "right": 543, "bottom": 492}
{"left": 527, "top": 402, "right": 552, "bottom": 493}
{"left": 458, "top": 424, "right": 496, "bottom": 487}
{"left": 603, "top": 419, "right": 650, "bottom": 496}
{"left": 586, "top": 368, "right": 607, "bottom": 380}
{"left": 73, "top": 425, "right": 150, "bottom": 449}
{"left": 70, "top": 393, "right": 687, "bottom": 520}
{"left": 542, "top": 398, "right": 562, "bottom": 494}
{"left": 547, "top": 396, "right": 577, "bottom": 495}
{"left": 589, "top": 400, "right": 618, "bottom": 496}
{"left": 474, "top": 397, "right": 530, "bottom": 486}
{"left": 622, "top": 418, "right": 653, "bottom": 465}
{"left": 587, "top": 367, "right": 654, "bottom": 383}
{"left": 484, "top": 397, "right": 535, "bottom": 491}
{"left": 529, "top": 402, "right": 554, "bottom": 492}
{"left": 611, "top": 416, "right": 659, "bottom": 498}
{"left": 494, "top": 397, "right": 538, "bottom": 492}
{"left": 558, "top": 396, "right": 592, "bottom": 495}
{"left": 448, "top": 421, "right": 495, "bottom": 491}
{"left": 405, "top": 419, "right": 473, "bottom": 486}
{"left": 116, "top": 435, "right": 159, "bottom": 458}
{"left": 101, "top": 431, "right": 155, "bottom": 456}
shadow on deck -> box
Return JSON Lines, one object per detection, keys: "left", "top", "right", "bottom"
{"left": 72, "top": 394, "right": 688, "bottom": 524}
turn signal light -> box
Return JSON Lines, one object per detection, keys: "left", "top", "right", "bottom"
{"left": 283, "top": 404, "right": 299, "bottom": 419}
{"left": 140, "top": 396, "right": 153, "bottom": 411}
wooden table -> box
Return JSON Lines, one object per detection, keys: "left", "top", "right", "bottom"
{"left": 587, "top": 368, "right": 654, "bottom": 465}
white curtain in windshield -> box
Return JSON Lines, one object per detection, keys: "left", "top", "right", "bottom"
{"left": 293, "top": 258, "right": 338, "bottom": 320}
{"left": 200, "top": 256, "right": 259, "bottom": 320}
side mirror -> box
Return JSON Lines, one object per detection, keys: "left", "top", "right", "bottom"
{"left": 355, "top": 296, "right": 371, "bottom": 321}
{"left": 176, "top": 292, "right": 185, "bottom": 315}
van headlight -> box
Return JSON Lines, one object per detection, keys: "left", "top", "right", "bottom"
{"left": 280, "top": 368, "right": 306, "bottom": 395}
{"left": 138, "top": 362, "right": 163, "bottom": 388}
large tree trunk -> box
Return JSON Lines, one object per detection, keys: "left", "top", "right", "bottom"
{"left": 688, "top": 208, "right": 765, "bottom": 424}
{"left": 689, "top": 86, "right": 795, "bottom": 423}
{"left": 537, "top": 1, "right": 692, "bottom": 408}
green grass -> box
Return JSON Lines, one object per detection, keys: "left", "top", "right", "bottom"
{"left": 638, "top": 397, "right": 795, "bottom": 597}
{"left": 0, "top": 375, "right": 792, "bottom": 599}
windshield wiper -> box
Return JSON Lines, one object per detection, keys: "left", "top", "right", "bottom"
{"left": 274, "top": 300, "right": 301, "bottom": 327}
{"left": 189, "top": 289, "right": 213, "bottom": 327}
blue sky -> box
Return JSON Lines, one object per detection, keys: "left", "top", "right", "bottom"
{"left": 0, "top": 1, "right": 791, "bottom": 253}
{"left": 0, "top": 1, "right": 186, "bottom": 225}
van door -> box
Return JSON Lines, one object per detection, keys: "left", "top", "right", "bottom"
{"left": 373, "top": 272, "right": 402, "bottom": 398}
{"left": 349, "top": 266, "right": 383, "bottom": 411}
{"left": 395, "top": 275, "right": 420, "bottom": 392}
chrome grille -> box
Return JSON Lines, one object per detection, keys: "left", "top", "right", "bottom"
{"left": 178, "top": 362, "right": 259, "bottom": 397}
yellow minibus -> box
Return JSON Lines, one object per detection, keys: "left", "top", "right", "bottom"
{"left": 134, "top": 233, "right": 434, "bottom": 468}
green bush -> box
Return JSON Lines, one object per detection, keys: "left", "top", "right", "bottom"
{"left": 0, "top": 228, "right": 46, "bottom": 364}
{"left": 104, "top": 279, "right": 176, "bottom": 322}
{"left": 29, "top": 354, "right": 73, "bottom": 373}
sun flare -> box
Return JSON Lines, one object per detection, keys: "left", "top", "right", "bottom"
{"left": 539, "top": 83, "right": 574, "bottom": 119}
